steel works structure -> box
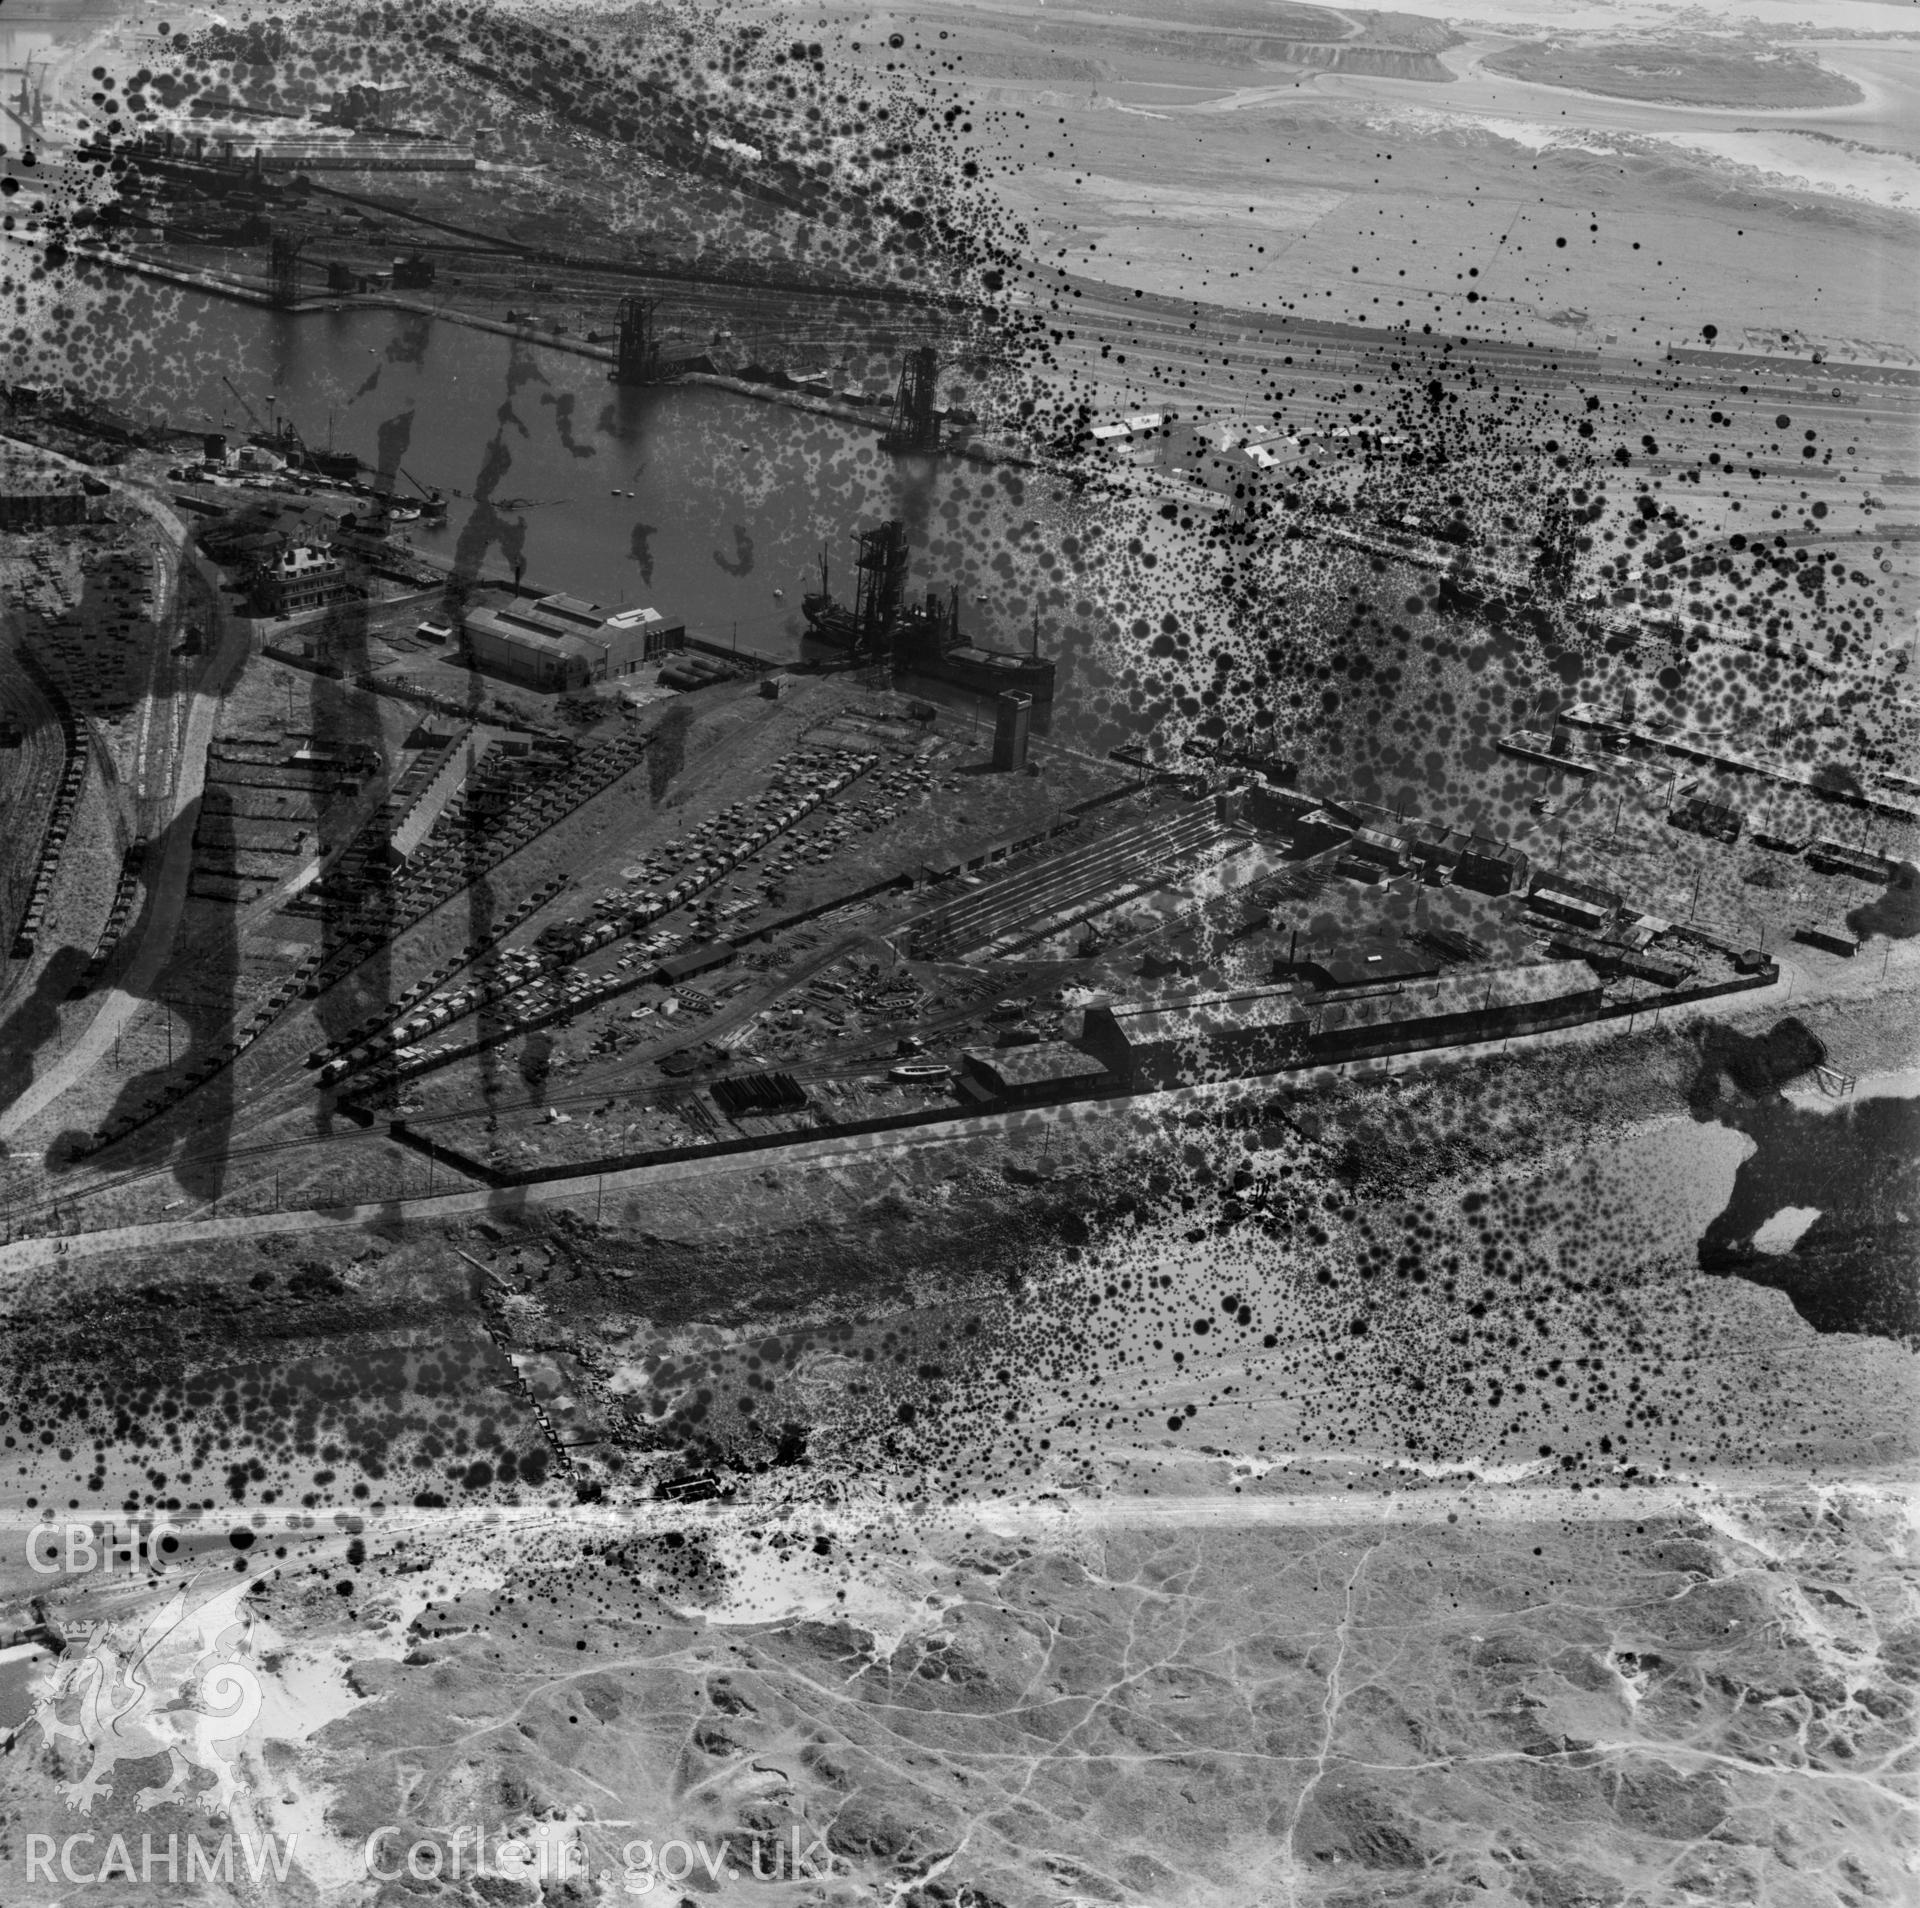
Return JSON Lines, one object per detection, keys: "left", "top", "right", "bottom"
{"left": 881, "top": 345, "right": 942, "bottom": 454}
{"left": 612, "top": 296, "right": 665, "bottom": 386}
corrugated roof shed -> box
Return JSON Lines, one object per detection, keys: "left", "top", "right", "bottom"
{"left": 1302, "top": 945, "right": 1441, "bottom": 991}
{"left": 1460, "top": 835, "right": 1526, "bottom": 867}
{"left": 1313, "top": 961, "right": 1600, "bottom": 1037}
{"left": 1528, "top": 868, "right": 1620, "bottom": 911}
{"left": 465, "top": 605, "right": 601, "bottom": 665}
{"left": 1453, "top": 835, "right": 1530, "bottom": 893}
{"left": 1096, "top": 986, "right": 1311, "bottom": 1047}
{"left": 1807, "top": 839, "right": 1897, "bottom": 881}
{"left": 1349, "top": 823, "right": 1414, "bottom": 862}
{"left": 962, "top": 1043, "right": 1113, "bottom": 1091}
{"left": 1409, "top": 822, "right": 1474, "bottom": 862}
{"left": 533, "top": 592, "right": 607, "bottom": 629}
{"left": 655, "top": 942, "right": 736, "bottom": 983}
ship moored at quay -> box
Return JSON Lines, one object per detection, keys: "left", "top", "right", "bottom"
{"left": 801, "top": 519, "right": 1056, "bottom": 702}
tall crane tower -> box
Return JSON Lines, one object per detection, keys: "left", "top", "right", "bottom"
{"left": 268, "top": 230, "right": 304, "bottom": 310}
{"left": 0, "top": 60, "right": 48, "bottom": 144}
{"left": 880, "top": 345, "right": 941, "bottom": 455}
{"left": 611, "top": 295, "right": 664, "bottom": 385}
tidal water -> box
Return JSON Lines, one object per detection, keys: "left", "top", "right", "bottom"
{"left": 81, "top": 283, "right": 1064, "bottom": 673}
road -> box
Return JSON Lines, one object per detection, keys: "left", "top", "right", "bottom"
{"left": 0, "top": 489, "right": 243, "bottom": 1144}
{"left": 0, "top": 1089, "right": 1048, "bottom": 1282}
{"left": 3, "top": 1446, "right": 1909, "bottom": 1613}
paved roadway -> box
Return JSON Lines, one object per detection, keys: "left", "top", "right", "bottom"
{"left": 4, "top": 1470, "right": 1909, "bottom": 1611}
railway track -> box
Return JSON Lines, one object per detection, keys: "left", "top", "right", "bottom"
{"left": 0, "top": 644, "right": 63, "bottom": 996}
{"left": 1042, "top": 279, "right": 1920, "bottom": 445}
{"left": 5, "top": 649, "right": 88, "bottom": 962}
{"left": 2, "top": 1122, "right": 484, "bottom": 1237}
{"left": 917, "top": 806, "right": 1225, "bottom": 956}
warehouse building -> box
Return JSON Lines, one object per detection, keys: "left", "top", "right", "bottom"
{"left": 1544, "top": 930, "right": 1692, "bottom": 988}
{"left": 465, "top": 594, "right": 684, "bottom": 690}
{"left": 1081, "top": 961, "right": 1605, "bottom": 1091}
{"left": 1670, "top": 793, "right": 1743, "bottom": 843}
{"left": 1795, "top": 921, "right": 1859, "bottom": 957}
{"left": 1241, "top": 785, "right": 1526, "bottom": 895}
{"left": 1244, "top": 784, "right": 1353, "bottom": 855}
{"left": 654, "top": 942, "right": 736, "bottom": 986}
{"left": 464, "top": 608, "right": 596, "bottom": 690}
{"left": 0, "top": 477, "right": 106, "bottom": 530}
{"left": 1344, "top": 821, "right": 1416, "bottom": 874}
{"left": 1452, "top": 834, "right": 1530, "bottom": 895}
{"left": 959, "top": 1043, "right": 1115, "bottom": 1107}
{"left": 1081, "top": 987, "right": 1315, "bottom": 1091}
{"left": 1088, "top": 412, "right": 1168, "bottom": 463}
{"left": 1310, "top": 961, "right": 1603, "bottom": 1062}
{"left": 1806, "top": 839, "right": 1897, "bottom": 882}
{"left": 0, "top": 489, "right": 89, "bottom": 531}
{"left": 1290, "top": 945, "right": 1441, "bottom": 991}
{"left": 1407, "top": 822, "right": 1472, "bottom": 882}
{"left": 1526, "top": 870, "right": 1621, "bottom": 932}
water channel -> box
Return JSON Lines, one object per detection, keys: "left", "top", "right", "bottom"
{"left": 82, "top": 280, "right": 1085, "bottom": 697}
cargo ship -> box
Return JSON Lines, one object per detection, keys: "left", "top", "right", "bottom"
{"left": 801, "top": 521, "right": 1056, "bottom": 702}
{"left": 798, "top": 545, "right": 865, "bottom": 648}
{"left": 236, "top": 408, "right": 364, "bottom": 483}
{"left": 897, "top": 591, "right": 1057, "bottom": 701}
{"left": 303, "top": 446, "right": 363, "bottom": 482}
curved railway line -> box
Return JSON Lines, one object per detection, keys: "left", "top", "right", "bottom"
{"left": 0, "top": 646, "right": 65, "bottom": 1002}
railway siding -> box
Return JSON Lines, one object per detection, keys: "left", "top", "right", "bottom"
{"left": 7, "top": 651, "right": 88, "bottom": 961}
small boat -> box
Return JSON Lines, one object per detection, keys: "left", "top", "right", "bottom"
{"left": 772, "top": 587, "right": 784, "bottom": 599}
{"left": 386, "top": 502, "right": 422, "bottom": 524}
